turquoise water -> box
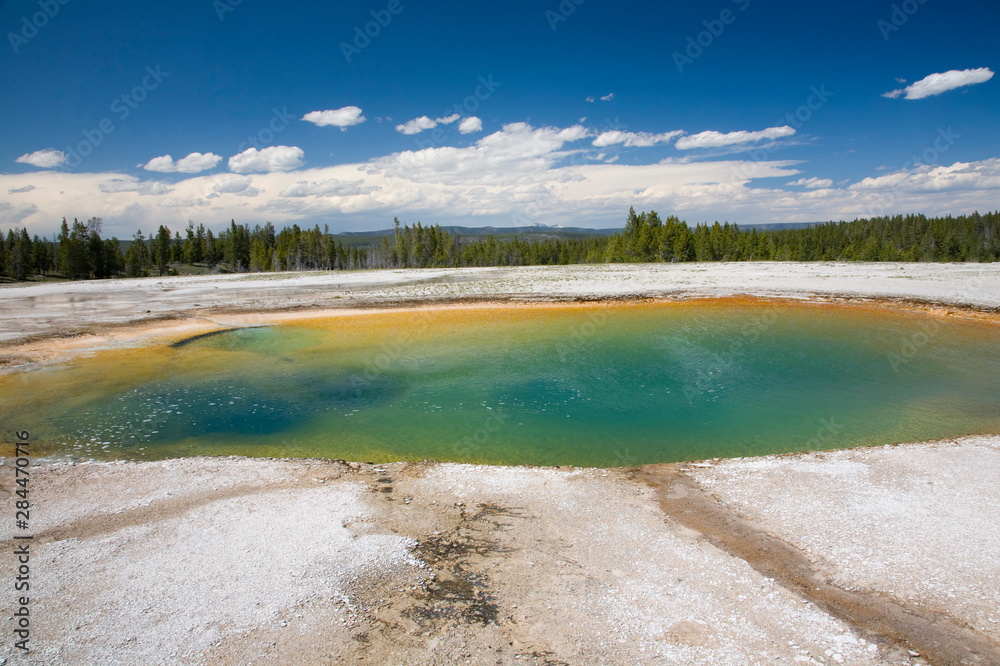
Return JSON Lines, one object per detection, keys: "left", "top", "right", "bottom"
{"left": 5, "top": 300, "right": 1000, "bottom": 466}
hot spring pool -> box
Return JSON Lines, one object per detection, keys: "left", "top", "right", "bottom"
{"left": 5, "top": 299, "right": 1000, "bottom": 467}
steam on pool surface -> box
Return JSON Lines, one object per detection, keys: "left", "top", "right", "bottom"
{"left": 6, "top": 299, "right": 1000, "bottom": 467}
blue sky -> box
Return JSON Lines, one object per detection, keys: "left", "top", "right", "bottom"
{"left": 2, "top": 0, "right": 997, "bottom": 238}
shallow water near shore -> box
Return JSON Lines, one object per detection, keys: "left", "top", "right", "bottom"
{"left": 5, "top": 299, "right": 1000, "bottom": 466}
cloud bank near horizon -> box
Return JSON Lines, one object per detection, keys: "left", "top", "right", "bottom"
{"left": 4, "top": 119, "right": 999, "bottom": 238}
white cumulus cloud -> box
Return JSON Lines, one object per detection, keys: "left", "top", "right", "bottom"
{"left": 301, "top": 106, "right": 366, "bottom": 128}
{"left": 15, "top": 149, "right": 67, "bottom": 168}
{"left": 395, "top": 114, "right": 465, "bottom": 135}
{"left": 459, "top": 117, "right": 483, "bottom": 134}
{"left": 849, "top": 159, "right": 1000, "bottom": 193}
{"left": 600, "top": 92, "right": 615, "bottom": 102}
{"left": 787, "top": 177, "right": 833, "bottom": 189}
{"left": 593, "top": 130, "right": 683, "bottom": 148}
{"left": 143, "top": 152, "right": 222, "bottom": 173}
{"left": 228, "top": 146, "right": 305, "bottom": 173}
{"left": 0, "top": 201, "right": 38, "bottom": 226}
{"left": 396, "top": 116, "right": 438, "bottom": 135}
{"left": 98, "top": 177, "right": 173, "bottom": 196}
{"left": 374, "top": 122, "right": 591, "bottom": 186}
{"left": 279, "top": 178, "right": 379, "bottom": 198}
{"left": 675, "top": 126, "right": 796, "bottom": 150}
{"left": 883, "top": 68, "right": 994, "bottom": 99}
{"left": 211, "top": 174, "right": 260, "bottom": 197}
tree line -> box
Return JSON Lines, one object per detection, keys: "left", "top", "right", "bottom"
{"left": 1, "top": 209, "right": 997, "bottom": 281}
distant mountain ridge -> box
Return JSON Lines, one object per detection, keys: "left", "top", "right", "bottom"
{"left": 335, "top": 224, "right": 618, "bottom": 237}
{"left": 333, "top": 221, "right": 820, "bottom": 243}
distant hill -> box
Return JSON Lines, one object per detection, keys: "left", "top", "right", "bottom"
{"left": 740, "top": 222, "right": 824, "bottom": 231}
{"left": 333, "top": 224, "right": 623, "bottom": 246}
{"left": 117, "top": 221, "right": 821, "bottom": 252}
{"left": 333, "top": 222, "right": 823, "bottom": 245}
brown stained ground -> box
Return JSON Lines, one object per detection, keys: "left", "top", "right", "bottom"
{"left": 635, "top": 464, "right": 1000, "bottom": 666}
{"left": 300, "top": 463, "right": 550, "bottom": 665}
{"left": 204, "top": 458, "right": 980, "bottom": 665}
{"left": 6, "top": 454, "right": 997, "bottom": 664}
{"left": 208, "top": 456, "right": 992, "bottom": 666}
{"left": 343, "top": 460, "right": 1000, "bottom": 665}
